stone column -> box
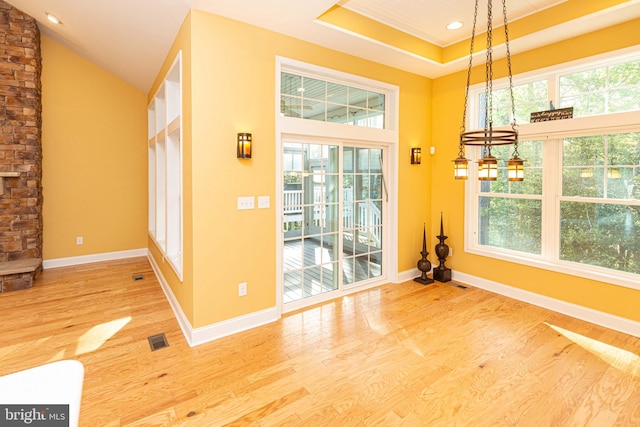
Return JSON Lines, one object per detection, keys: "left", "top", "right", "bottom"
{"left": 0, "top": 0, "right": 43, "bottom": 290}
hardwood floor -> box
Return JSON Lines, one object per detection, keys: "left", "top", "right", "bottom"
{"left": 1, "top": 257, "right": 639, "bottom": 426}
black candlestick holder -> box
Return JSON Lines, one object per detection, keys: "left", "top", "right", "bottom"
{"left": 414, "top": 224, "right": 434, "bottom": 285}
{"left": 434, "top": 212, "right": 452, "bottom": 282}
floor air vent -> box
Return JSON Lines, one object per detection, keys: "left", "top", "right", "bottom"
{"left": 132, "top": 274, "right": 145, "bottom": 281}
{"left": 148, "top": 333, "right": 169, "bottom": 351}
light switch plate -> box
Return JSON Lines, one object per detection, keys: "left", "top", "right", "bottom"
{"left": 257, "top": 196, "right": 270, "bottom": 209}
{"left": 237, "top": 196, "right": 254, "bottom": 210}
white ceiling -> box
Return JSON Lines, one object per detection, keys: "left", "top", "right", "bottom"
{"left": 4, "top": 0, "right": 640, "bottom": 93}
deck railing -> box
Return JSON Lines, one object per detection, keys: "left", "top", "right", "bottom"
{"left": 283, "top": 188, "right": 381, "bottom": 246}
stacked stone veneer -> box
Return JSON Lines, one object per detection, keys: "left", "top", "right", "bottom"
{"left": 0, "top": 1, "right": 42, "bottom": 291}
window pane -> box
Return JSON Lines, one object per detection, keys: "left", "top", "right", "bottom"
{"left": 479, "top": 141, "right": 543, "bottom": 195}
{"left": 563, "top": 133, "right": 640, "bottom": 200}
{"left": 327, "top": 104, "right": 347, "bottom": 123}
{"left": 479, "top": 197, "right": 542, "bottom": 255}
{"left": 562, "top": 167, "right": 604, "bottom": 198}
{"left": 477, "top": 80, "right": 548, "bottom": 126}
{"left": 327, "top": 82, "right": 348, "bottom": 104}
{"left": 281, "top": 95, "right": 301, "bottom": 118}
{"left": 303, "top": 98, "right": 325, "bottom": 121}
{"left": 303, "top": 77, "right": 325, "bottom": 101}
{"left": 559, "top": 68, "right": 606, "bottom": 117}
{"left": 559, "top": 58, "right": 640, "bottom": 116}
{"left": 356, "top": 148, "right": 370, "bottom": 173}
{"left": 560, "top": 201, "right": 640, "bottom": 274}
{"left": 349, "top": 87, "right": 367, "bottom": 108}
{"left": 367, "top": 92, "right": 385, "bottom": 111}
{"left": 608, "top": 60, "right": 640, "bottom": 113}
{"left": 281, "top": 73, "right": 301, "bottom": 96}
{"left": 348, "top": 107, "right": 366, "bottom": 125}
{"left": 369, "top": 174, "right": 383, "bottom": 200}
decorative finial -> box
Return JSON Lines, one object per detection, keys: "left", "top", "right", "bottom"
{"left": 414, "top": 223, "right": 433, "bottom": 285}
{"left": 434, "top": 214, "right": 451, "bottom": 282}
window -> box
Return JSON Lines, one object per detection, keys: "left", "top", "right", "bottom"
{"left": 559, "top": 59, "right": 640, "bottom": 117}
{"left": 476, "top": 79, "right": 548, "bottom": 126}
{"left": 280, "top": 72, "right": 386, "bottom": 128}
{"left": 465, "top": 53, "right": 640, "bottom": 289}
{"left": 478, "top": 140, "right": 544, "bottom": 255}
{"left": 148, "top": 52, "right": 182, "bottom": 279}
{"left": 560, "top": 132, "right": 640, "bottom": 273}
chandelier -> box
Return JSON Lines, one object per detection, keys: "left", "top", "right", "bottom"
{"left": 453, "top": 0, "right": 524, "bottom": 182}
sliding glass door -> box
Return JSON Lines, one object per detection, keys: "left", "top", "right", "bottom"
{"left": 342, "top": 146, "right": 384, "bottom": 285}
{"left": 282, "top": 141, "right": 385, "bottom": 305}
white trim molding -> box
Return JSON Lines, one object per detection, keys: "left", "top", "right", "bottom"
{"left": 452, "top": 270, "right": 640, "bottom": 338}
{"left": 395, "top": 267, "right": 424, "bottom": 284}
{"left": 147, "top": 251, "right": 279, "bottom": 347}
{"left": 42, "top": 248, "right": 148, "bottom": 269}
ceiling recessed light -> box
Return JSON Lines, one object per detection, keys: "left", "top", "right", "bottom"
{"left": 46, "top": 13, "right": 61, "bottom": 25}
{"left": 447, "top": 21, "right": 463, "bottom": 30}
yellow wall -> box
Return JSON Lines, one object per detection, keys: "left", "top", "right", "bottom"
{"left": 163, "top": 10, "right": 431, "bottom": 328}
{"left": 144, "top": 11, "right": 640, "bottom": 330}
{"left": 431, "top": 20, "right": 640, "bottom": 321}
{"left": 41, "top": 36, "right": 148, "bottom": 260}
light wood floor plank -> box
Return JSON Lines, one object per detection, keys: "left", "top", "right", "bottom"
{"left": 0, "top": 257, "right": 638, "bottom": 426}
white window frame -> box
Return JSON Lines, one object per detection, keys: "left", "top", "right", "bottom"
{"left": 275, "top": 57, "right": 400, "bottom": 313}
{"left": 464, "top": 48, "right": 640, "bottom": 291}
{"left": 148, "top": 52, "right": 183, "bottom": 280}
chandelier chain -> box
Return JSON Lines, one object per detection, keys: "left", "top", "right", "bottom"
{"left": 502, "top": 0, "right": 519, "bottom": 156}
{"left": 485, "top": 0, "right": 494, "bottom": 129}
{"left": 461, "top": 0, "right": 480, "bottom": 136}
{"left": 454, "top": 0, "right": 524, "bottom": 181}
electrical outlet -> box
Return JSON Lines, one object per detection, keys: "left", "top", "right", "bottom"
{"left": 76, "top": 236, "right": 83, "bottom": 245}
{"left": 237, "top": 196, "right": 255, "bottom": 210}
{"left": 238, "top": 282, "right": 247, "bottom": 296}
{"left": 449, "top": 247, "right": 453, "bottom": 257}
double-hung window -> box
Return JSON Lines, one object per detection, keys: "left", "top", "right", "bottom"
{"left": 465, "top": 53, "right": 640, "bottom": 289}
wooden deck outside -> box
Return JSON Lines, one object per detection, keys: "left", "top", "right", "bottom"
{"left": 1, "top": 257, "right": 639, "bottom": 426}
{"left": 283, "top": 239, "right": 381, "bottom": 303}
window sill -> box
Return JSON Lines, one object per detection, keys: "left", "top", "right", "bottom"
{"left": 465, "top": 245, "right": 640, "bottom": 291}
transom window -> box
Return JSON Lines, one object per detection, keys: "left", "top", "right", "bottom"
{"left": 476, "top": 80, "right": 548, "bottom": 126}
{"left": 559, "top": 58, "right": 640, "bottom": 116}
{"left": 280, "top": 72, "right": 386, "bottom": 128}
{"left": 465, "top": 52, "right": 640, "bottom": 289}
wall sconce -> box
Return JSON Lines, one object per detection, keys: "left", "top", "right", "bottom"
{"left": 411, "top": 147, "right": 421, "bottom": 164}
{"left": 237, "top": 133, "right": 252, "bottom": 159}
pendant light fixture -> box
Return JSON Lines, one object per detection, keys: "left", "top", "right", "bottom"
{"left": 453, "top": 0, "right": 524, "bottom": 182}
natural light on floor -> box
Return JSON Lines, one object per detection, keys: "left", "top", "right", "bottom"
{"left": 546, "top": 323, "right": 640, "bottom": 378}
{"left": 75, "top": 316, "right": 131, "bottom": 355}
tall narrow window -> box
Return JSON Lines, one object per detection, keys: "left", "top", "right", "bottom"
{"left": 148, "top": 52, "right": 183, "bottom": 279}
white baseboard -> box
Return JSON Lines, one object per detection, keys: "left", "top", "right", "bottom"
{"left": 189, "top": 307, "right": 279, "bottom": 347}
{"left": 42, "top": 248, "right": 148, "bottom": 269}
{"left": 452, "top": 270, "right": 640, "bottom": 338}
{"left": 146, "top": 252, "right": 280, "bottom": 347}
{"left": 395, "top": 267, "right": 422, "bottom": 283}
